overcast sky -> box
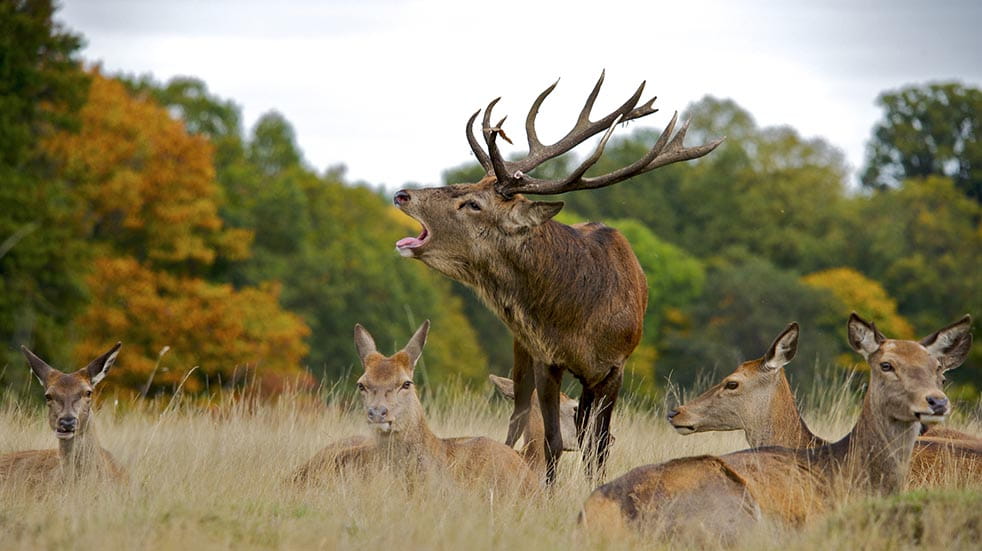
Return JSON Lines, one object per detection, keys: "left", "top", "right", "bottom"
{"left": 60, "top": 0, "right": 982, "bottom": 189}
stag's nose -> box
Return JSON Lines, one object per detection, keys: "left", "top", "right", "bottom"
{"left": 57, "top": 417, "right": 77, "bottom": 432}
{"left": 393, "top": 190, "right": 411, "bottom": 206}
{"left": 926, "top": 396, "right": 949, "bottom": 415}
{"left": 367, "top": 406, "right": 389, "bottom": 423}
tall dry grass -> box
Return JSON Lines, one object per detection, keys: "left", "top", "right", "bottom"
{"left": 1, "top": 370, "right": 980, "bottom": 550}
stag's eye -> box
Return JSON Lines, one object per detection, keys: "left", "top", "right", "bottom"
{"left": 401, "top": 380, "right": 413, "bottom": 390}
{"left": 459, "top": 200, "right": 481, "bottom": 212}
{"left": 724, "top": 381, "right": 739, "bottom": 390}
{"left": 357, "top": 382, "right": 366, "bottom": 392}
{"left": 880, "top": 362, "right": 894, "bottom": 372}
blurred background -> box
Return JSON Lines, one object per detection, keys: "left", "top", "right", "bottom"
{"left": 1, "top": 0, "right": 979, "bottom": 402}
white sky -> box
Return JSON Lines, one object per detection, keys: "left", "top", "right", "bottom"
{"left": 61, "top": 0, "right": 982, "bottom": 189}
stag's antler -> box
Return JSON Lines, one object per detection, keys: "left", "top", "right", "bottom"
{"left": 466, "top": 71, "right": 724, "bottom": 198}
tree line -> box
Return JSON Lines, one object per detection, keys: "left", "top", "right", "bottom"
{"left": 2, "top": 1, "right": 979, "bottom": 400}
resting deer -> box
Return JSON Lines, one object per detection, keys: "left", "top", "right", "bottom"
{"left": 393, "top": 73, "right": 722, "bottom": 481}
{"left": 580, "top": 314, "right": 973, "bottom": 541}
{"left": 0, "top": 343, "right": 128, "bottom": 487}
{"left": 667, "top": 322, "right": 981, "bottom": 488}
{"left": 488, "top": 374, "right": 580, "bottom": 476}
{"left": 293, "top": 322, "right": 537, "bottom": 494}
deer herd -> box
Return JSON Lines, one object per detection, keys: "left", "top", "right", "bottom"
{"left": 2, "top": 75, "right": 979, "bottom": 544}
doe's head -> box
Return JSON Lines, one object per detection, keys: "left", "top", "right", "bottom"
{"left": 22, "top": 342, "right": 121, "bottom": 441}
{"left": 848, "top": 313, "right": 972, "bottom": 426}
{"left": 354, "top": 321, "right": 430, "bottom": 434}
{"left": 669, "top": 323, "right": 799, "bottom": 435}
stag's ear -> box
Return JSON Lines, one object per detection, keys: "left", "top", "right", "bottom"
{"left": 85, "top": 342, "right": 121, "bottom": 386}
{"left": 763, "top": 322, "right": 799, "bottom": 371}
{"left": 402, "top": 320, "right": 430, "bottom": 370}
{"left": 489, "top": 374, "right": 516, "bottom": 400}
{"left": 847, "top": 313, "right": 886, "bottom": 359}
{"left": 353, "top": 324, "right": 378, "bottom": 363}
{"left": 504, "top": 200, "right": 564, "bottom": 231}
{"left": 21, "top": 346, "right": 57, "bottom": 387}
{"left": 920, "top": 315, "right": 973, "bottom": 372}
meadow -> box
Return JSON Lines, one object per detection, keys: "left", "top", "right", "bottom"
{"left": 2, "top": 369, "right": 980, "bottom": 550}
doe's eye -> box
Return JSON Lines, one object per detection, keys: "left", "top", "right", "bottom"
{"left": 401, "top": 380, "right": 413, "bottom": 390}
{"left": 84, "top": 390, "right": 92, "bottom": 398}
{"left": 724, "top": 381, "right": 739, "bottom": 390}
{"left": 44, "top": 394, "right": 53, "bottom": 402}
{"left": 880, "top": 362, "right": 894, "bottom": 372}
{"left": 356, "top": 382, "right": 366, "bottom": 392}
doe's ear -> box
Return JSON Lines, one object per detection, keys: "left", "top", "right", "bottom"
{"left": 402, "top": 320, "right": 430, "bottom": 369}
{"left": 763, "top": 322, "right": 799, "bottom": 371}
{"left": 489, "top": 374, "right": 516, "bottom": 400}
{"left": 85, "top": 342, "right": 122, "bottom": 386}
{"left": 21, "top": 346, "right": 57, "bottom": 387}
{"left": 920, "top": 315, "right": 973, "bottom": 372}
{"left": 353, "top": 324, "right": 378, "bottom": 363}
{"left": 847, "top": 313, "right": 886, "bottom": 359}
{"left": 504, "top": 200, "right": 564, "bottom": 231}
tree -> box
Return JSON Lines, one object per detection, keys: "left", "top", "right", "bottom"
{"left": 0, "top": 0, "right": 91, "bottom": 388}
{"left": 863, "top": 82, "right": 982, "bottom": 202}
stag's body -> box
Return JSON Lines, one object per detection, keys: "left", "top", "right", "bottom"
{"left": 0, "top": 344, "right": 128, "bottom": 488}
{"left": 581, "top": 314, "right": 973, "bottom": 540}
{"left": 395, "top": 74, "right": 721, "bottom": 481}
{"left": 668, "top": 323, "right": 982, "bottom": 488}
{"left": 293, "top": 322, "right": 537, "bottom": 495}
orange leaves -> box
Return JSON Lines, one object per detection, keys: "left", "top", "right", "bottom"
{"left": 802, "top": 268, "right": 914, "bottom": 340}
{"left": 44, "top": 71, "right": 246, "bottom": 269}
{"left": 75, "top": 256, "right": 311, "bottom": 396}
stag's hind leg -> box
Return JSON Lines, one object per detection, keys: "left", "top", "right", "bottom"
{"left": 505, "top": 339, "right": 535, "bottom": 447}
{"left": 583, "top": 364, "right": 623, "bottom": 481}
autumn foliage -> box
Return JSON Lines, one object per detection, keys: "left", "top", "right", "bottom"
{"left": 44, "top": 72, "right": 311, "bottom": 396}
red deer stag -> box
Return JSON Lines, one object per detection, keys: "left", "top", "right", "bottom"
{"left": 0, "top": 343, "right": 128, "bottom": 487}
{"left": 668, "top": 322, "right": 982, "bottom": 487}
{"left": 293, "top": 322, "right": 537, "bottom": 495}
{"left": 580, "top": 314, "right": 972, "bottom": 542}
{"left": 393, "top": 73, "right": 722, "bottom": 481}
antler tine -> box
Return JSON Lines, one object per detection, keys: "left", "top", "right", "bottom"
{"left": 575, "top": 70, "right": 607, "bottom": 130}
{"left": 561, "top": 114, "right": 624, "bottom": 185}
{"left": 466, "top": 109, "right": 493, "bottom": 172}
{"left": 526, "top": 79, "right": 559, "bottom": 152}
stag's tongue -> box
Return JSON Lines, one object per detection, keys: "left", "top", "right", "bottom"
{"left": 395, "top": 228, "right": 427, "bottom": 256}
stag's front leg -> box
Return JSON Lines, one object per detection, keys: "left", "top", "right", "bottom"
{"left": 535, "top": 363, "right": 565, "bottom": 484}
{"left": 584, "top": 364, "right": 623, "bottom": 481}
{"left": 505, "top": 339, "right": 535, "bottom": 447}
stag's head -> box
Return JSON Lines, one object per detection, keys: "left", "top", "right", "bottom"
{"left": 847, "top": 313, "right": 972, "bottom": 426}
{"left": 393, "top": 73, "right": 723, "bottom": 277}
{"left": 668, "top": 323, "right": 799, "bottom": 435}
{"left": 22, "top": 343, "right": 121, "bottom": 441}
{"left": 354, "top": 321, "right": 429, "bottom": 434}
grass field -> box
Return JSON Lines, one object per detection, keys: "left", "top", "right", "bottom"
{"left": 1, "top": 373, "right": 980, "bottom": 550}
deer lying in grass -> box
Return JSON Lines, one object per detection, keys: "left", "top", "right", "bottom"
{"left": 667, "top": 322, "right": 982, "bottom": 488}
{"left": 393, "top": 74, "right": 722, "bottom": 481}
{"left": 488, "top": 374, "right": 579, "bottom": 476}
{"left": 580, "top": 314, "right": 973, "bottom": 541}
{"left": 293, "top": 322, "right": 538, "bottom": 494}
{"left": 0, "top": 343, "right": 128, "bottom": 487}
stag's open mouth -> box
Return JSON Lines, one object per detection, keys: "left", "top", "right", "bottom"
{"left": 915, "top": 412, "right": 947, "bottom": 425}
{"left": 395, "top": 224, "right": 429, "bottom": 257}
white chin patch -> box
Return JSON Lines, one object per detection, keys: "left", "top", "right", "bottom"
{"left": 673, "top": 426, "right": 696, "bottom": 435}
{"left": 918, "top": 414, "right": 947, "bottom": 425}
{"left": 374, "top": 422, "right": 393, "bottom": 433}
{"left": 396, "top": 246, "right": 415, "bottom": 258}
{"left": 55, "top": 431, "right": 75, "bottom": 440}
